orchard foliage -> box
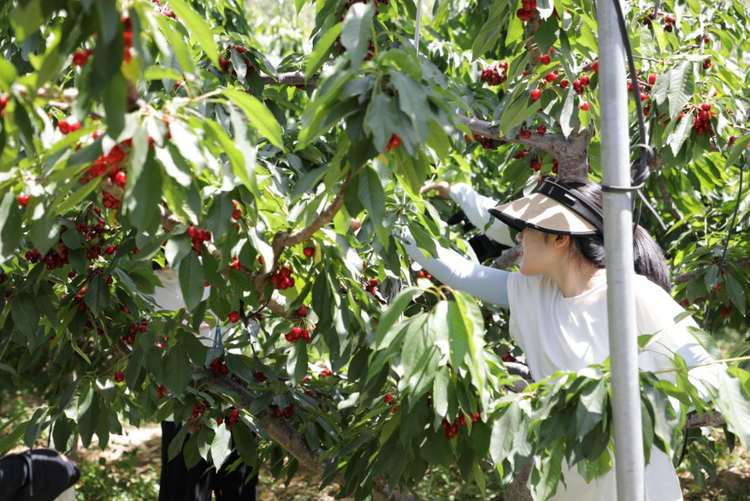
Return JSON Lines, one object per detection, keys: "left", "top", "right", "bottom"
{"left": 0, "top": 0, "right": 750, "bottom": 499}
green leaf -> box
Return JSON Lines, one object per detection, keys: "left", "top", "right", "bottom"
{"left": 400, "top": 311, "right": 440, "bottom": 404}
{"left": 725, "top": 273, "right": 746, "bottom": 313}
{"left": 211, "top": 423, "right": 232, "bottom": 469}
{"left": 29, "top": 214, "right": 60, "bottom": 256}
{"left": 0, "top": 192, "right": 22, "bottom": 264}
{"left": 179, "top": 251, "right": 205, "bottom": 312}
{"left": 726, "top": 135, "right": 750, "bottom": 168}
{"left": 169, "top": 0, "right": 220, "bottom": 68}
{"left": 123, "top": 128, "right": 161, "bottom": 230}
{"left": 167, "top": 423, "right": 190, "bottom": 461}
{"left": 341, "top": 2, "right": 375, "bottom": 68}
{"left": 11, "top": 292, "right": 39, "bottom": 336}
{"left": 232, "top": 422, "right": 257, "bottom": 464}
{"left": 498, "top": 96, "right": 541, "bottom": 136}
{"left": 96, "top": 0, "right": 120, "bottom": 44}
{"left": 374, "top": 288, "right": 423, "bottom": 349}
{"left": 489, "top": 403, "right": 521, "bottom": 465}
{"left": 668, "top": 112, "right": 692, "bottom": 156}
{"left": 102, "top": 72, "right": 127, "bottom": 138}
{"left": 715, "top": 370, "right": 750, "bottom": 447}
{"left": 652, "top": 68, "right": 670, "bottom": 106}
{"left": 448, "top": 292, "right": 487, "bottom": 396}
{"left": 432, "top": 368, "right": 450, "bottom": 419}
{"left": 206, "top": 196, "right": 234, "bottom": 243}
{"left": 223, "top": 89, "right": 284, "bottom": 149}
{"left": 364, "top": 93, "right": 398, "bottom": 153}
{"left": 287, "top": 339, "right": 308, "bottom": 385}
{"left": 204, "top": 119, "right": 259, "bottom": 198}
{"left": 575, "top": 379, "right": 606, "bottom": 437}
{"left": 357, "top": 166, "right": 386, "bottom": 227}
{"left": 391, "top": 73, "right": 430, "bottom": 142}
{"left": 471, "top": 0, "right": 506, "bottom": 60}
{"left": 530, "top": 442, "right": 564, "bottom": 501}
{"left": 668, "top": 61, "right": 695, "bottom": 120}
{"left": 164, "top": 345, "right": 192, "bottom": 395}
{"left": 306, "top": 23, "right": 342, "bottom": 80}
{"left": 559, "top": 88, "right": 576, "bottom": 138}
{"left": 84, "top": 274, "right": 110, "bottom": 316}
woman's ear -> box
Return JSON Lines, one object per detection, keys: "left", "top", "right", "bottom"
{"left": 554, "top": 234, "right": 570, "bottom": 249}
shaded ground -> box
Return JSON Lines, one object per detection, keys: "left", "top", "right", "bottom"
{"left": 73, "top": 423, "right": 749, "bottom": 500}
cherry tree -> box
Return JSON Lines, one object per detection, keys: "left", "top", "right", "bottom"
{"left": 1, "top": 0, "right": 749, "bottom": 499}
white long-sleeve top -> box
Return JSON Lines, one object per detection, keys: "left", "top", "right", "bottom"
{"left": 402, "top": 185, "right": 723, "bottom": 501}
{"left": 449, "top": 183, "right": 517, "bottom": 247}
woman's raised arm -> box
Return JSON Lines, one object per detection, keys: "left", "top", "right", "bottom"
{"left": 399, "top": 232, "right": 510, "bottom": 308}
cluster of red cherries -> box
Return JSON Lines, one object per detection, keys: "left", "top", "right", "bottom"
{"left": 121, "top": 318, "right": 148, "bottom": 345}
{"left": 285, "top": 326, "right": 311, "bottom": 344}
{"left": 480, "top": 61, "right": 508, "bottom": 86}
{"left": 216, "top": 408, "right": 241, "bottom": 430}
{"left": 441, "top": 413, "right": 481, "bottom": 439}
{"left": 690, "top": 103, "right": 717, "bottom": 137}
{"left": 210, "top": 357, "right": 230, "bottom": 376}
{"left": 72, "top": 49, "right": 93, "bottom": 67}
{"left": 269, "top": 402, "right": 296, "bottom": 419}
{"left": 269, "top": 265, "right": 296, "bottom": 290}
{"left": 516, "top": 0, "right": 538, "bottom": 22}
{"left": 464, "top": 133, "right": 495, "bottom": 150}
{"left": 187, "top": 226, "right": 212, "bottom": 255}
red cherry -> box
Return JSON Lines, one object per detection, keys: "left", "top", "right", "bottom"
{"left": 540, "top": 54, "right": 551, "bottom": 65}
{"left": 701, "top": 103, "right": 711, "bottom": 111}
{"left": 648, "top": 74, "right": 656, "bottom": 85}
{"left": 580, "top": 102, "right": 590, "bottom": 111}
{"left": 232, "top": 209, "right": 242, "bottom": 220}
{"left": 296, "top": 305, "right": 308, "bottom": 316}
{"left": 228, "top": 311, "right": 240, "bottom": 323}
{"left": 113, "top": 171, "right": 127, "bottom": 188}
{"left": 592, "top": 61, "right": 598, "bottom": 73}
{"left": 17, "top": 194, "right": 30, "bottom": 207}
{"left": 559, "top": 79, "right": 569, "bottom": 89}
{"left": 544, "top": 72, "right": 557, "bottom": 83}
{"left": 114, "top": 372, "right": 125, "bottom": 383}
{"left": 303, "top": 246, "right": 315, "bottom": 258}
{"left": 580, "top": 75, "right": 590, "bottom": 86}
{"left": 516, "top": 8, "right": 532, "bottom": 22}
{"left": 174, "top": 81, "right": 182, "bottom": 90}
{"left": 58, "top": 120, "right": 71, "bottom": 134}
{"left": 537, "top": 125, "right": 546, "bottom": 134}
{"left": 530, "top": 89, "right": 542, "bottom": 102}
{"left": 73, "top": 50, "right": 91, "bottom": 66}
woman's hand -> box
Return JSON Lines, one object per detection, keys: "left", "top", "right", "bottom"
{"left": 420, "top": 181, "right": 452, "bottom": 200}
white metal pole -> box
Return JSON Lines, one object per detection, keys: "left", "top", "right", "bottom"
{"left": 597, "top": 0, "right": 645, "bottom": 500}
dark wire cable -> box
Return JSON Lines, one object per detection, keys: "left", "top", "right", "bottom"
{"left": 703, "top": 157, "right": 746, "bottom": 330}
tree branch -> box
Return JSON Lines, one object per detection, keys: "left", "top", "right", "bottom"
{"left": 525, "top": 12, "right": 542, "bottom": 68}
{"left": 213, "top": 374, "right": 429, "bottom": 501}
{"left": 674, "top": 257, "right": 750, "bottom": 284}
{"left": 653, "top": 174, "right": 683, "bottom": 221}
{"left": 260, "top": 70, "right": 320, "bottom": 86}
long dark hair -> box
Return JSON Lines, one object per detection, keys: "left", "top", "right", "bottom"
{"left": 565, "top": 180, "right": 672, "bottom": 293}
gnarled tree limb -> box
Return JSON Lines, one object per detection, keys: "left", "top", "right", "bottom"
{"left": 213, "top": 374, "right": 429, "bottom": 501}
{"left": 675, "top": 257, "right": 750, "bottom": 284}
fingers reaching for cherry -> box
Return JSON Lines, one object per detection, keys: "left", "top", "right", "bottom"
{"left": 420, "top": 181, "right": 451, "bottom": 200}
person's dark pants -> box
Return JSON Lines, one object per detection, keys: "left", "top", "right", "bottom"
{"left": 159, "top": 421, "right": 258, "bottom": 501}
{"left": 0, "top": 449, "right": 80, "bottom": 501}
